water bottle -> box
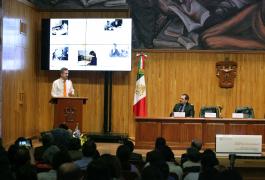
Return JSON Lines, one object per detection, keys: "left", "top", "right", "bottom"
{"left": 73, "top": 123, "right": 81, "bottom": 138}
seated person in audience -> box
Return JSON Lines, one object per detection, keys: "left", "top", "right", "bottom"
{"left": 199, "top": 149, "right": 220, "bottom": 180}
{"left": 57, "top": 162, "right": 83, "bottom": 180}
{"left": 116, "top": 144, "right": 141, "bottom": 178}
{"left": 68, "top": 138, "right": 82, "bottom": 161}
{"left": 86, "top": 158, "right": 112, "bottom": 180}
{"left": 0, "top": 140, "right": 13, "bottom": 180}
{"left": 74, "top": 139, "right": 99, "bottom": 171}
{"left": 51, "top": 124, "right": 72, "bottom": 150}
{"left": 143, "top": 150, "right": 171, "bottom": 180}
{"left": 146, "top": 137, "right": 167, "bottom": 163}
{"left": 142, "top": 165, "right": 165, "bottom": 180}
{"left": 38, "top": 150, "right": 72, "bottom": 180}
{"left": 182, "top": 147, "right": 201, "bottom": 179}
{"left": 16, "top": 163, "right": 37, "bottom": 180}
{"left": 100, "top": 154, "right": 122, "bottom": 179}
{"left": 42, "top": 145, "right": 60, "bottom": 165}
{"left": 14, "top": 146, "right": 31, "bottom": 167}
{"left": 181, "top": 139, "right": 202, "bottom": 166}
{"left": 7, "top": 144, "right": 19, "bottom": 172}
{"left": 123, "top": 139, "right": 143, "bottom": 163}
{"left": 161, "top": 145, "right": 183, "bottom": 180}
{"left": 58, "top": 123, "right": 73, "bottom": 134}
{"left": 14, "top": 137, "right": 35, "bottom": 165}
{"left": 171, "top": 93, "right": 195, "bottom": 117}
{"left": 34, "top": 132, "right": 54, "bottom": 162}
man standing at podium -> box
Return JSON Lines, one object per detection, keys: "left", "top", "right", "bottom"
{"left": 51, "top": 67, "right": 75, "bottom": 97}
{"left": 172, "top": 93, "right": 194, "bottom": 117}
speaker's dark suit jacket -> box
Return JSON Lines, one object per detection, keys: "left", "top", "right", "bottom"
{"left": 172, "top": 103, "right": 195, "bottom": 117}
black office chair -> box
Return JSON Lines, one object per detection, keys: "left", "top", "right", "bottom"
{"left": 199, "top": 106, "right": 221, "bottom": 118}
{"left": 235, "top": 106, "right": 254, "bottom": 118}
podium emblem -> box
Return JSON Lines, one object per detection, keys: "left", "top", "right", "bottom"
{"left": 64, "top": 106, "right": 76, "bottom": 122}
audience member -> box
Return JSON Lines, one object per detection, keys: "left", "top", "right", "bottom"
{"left": 161, "top": 145, "right": 183, "bottom": 180}
{"left": 68, "top": 137, "right": 83, "bottom": 161}
{"left": 42, "top": 145, "right": 60, "bottom": 164}
{"left": 74, "top": 139, "right": 99, "bottom": 171}
{"left": 181, "top": 139, "right": 202, "bottom": 166}
{"left": 198, "top": 150, "right": 218, "bottom": 180}
{"left": 85, "top": 158, "right": 111, "bottom": 180}
{"left": 201, "top": 149, "right": 219, "bottom": 171}
{"left": 7, "top": 144, "right": 19, "bottom": 172}
{"left": 51, "top": 124, "right": 72, "bottom": 150}
{"left": 155, "top": 137, "right": 167, "bottom": 151}
{"left": 34, "top": 132, "right": 54, "bottom": 162}
{"left": 14, "top": 146, "right": 31, "bottom": 168}
{"left": 141, "top": 165, "right": 164, "bottom": 180}
{"left": 124, "top": 139, "right": 143, "bottom": 162}
{"left": 0, "top": 140, "right": 14, "bottom": 180}
{"left": 38, "top": 150, "right": 72, "bottom": 180}
{"left": 116, "top": 144, "right": 141, "bottom": 178}
{"left": 145, "top": 150, "right": 165, "bottom": 167}
{"left": 1, "top": 135, "right": 247, "bottom": 180}
{"left": 142, "top": 150, "right": 171, "bottom": 179}
{"left": 57, "top": 162, "right": 83, "bottom": 180}
{"left": 58, "top": 123, "right": 73, "bottom": 134}
{"left": 16, "top": 163, "right": 37, "bottom": 180}
{"left": 146, "top": 137, "right": 167, "bottom": 162}
{"left": 182, "top": 147, "right": 201, "bottom": 180}
{"left": 191, "top": 140, "right": 202, "bottom": 151}
{"left": 100, "top": 154, "right": 122, "bottom": 179}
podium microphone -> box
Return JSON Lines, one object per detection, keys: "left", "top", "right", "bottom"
{"left": 71, "top": 83, "right": 78, "bottom": 97}
{"left": 75, "top": 88, "right": 79, "bottom": 97}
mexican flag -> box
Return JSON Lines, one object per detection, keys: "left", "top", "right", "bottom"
{"left": 133, "top": 53, "right": 147, "bottom": 116}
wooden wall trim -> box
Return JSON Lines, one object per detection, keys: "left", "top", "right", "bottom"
{"left": 133, "top": 49, "right": 265, "bottom": 54}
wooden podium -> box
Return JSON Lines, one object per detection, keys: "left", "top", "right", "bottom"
{"left": 50, "top": 97, "right": 87, "bottom": 131}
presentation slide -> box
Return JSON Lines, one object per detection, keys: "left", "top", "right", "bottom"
{"left": 48, "top": 18, "right": 132, "bottom": 71}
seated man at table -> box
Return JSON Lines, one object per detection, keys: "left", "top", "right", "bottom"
{"left": 171, "top": 93, "right": 195, "bottom": 117}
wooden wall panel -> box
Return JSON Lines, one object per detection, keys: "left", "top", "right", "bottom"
{"left": 135, "top": 121, "right": 160, "bottom": 149}
{"left": 203, "top": 123, "right": 225, "bottom": 143}
{"left": 161, "top": 123, "right": 181, "bottom": 143}
{"left": 2, "top": 0, "right": 39, "bottom": 145}
{"left": 179, "top": 123, "right": 202, "bottom": 143}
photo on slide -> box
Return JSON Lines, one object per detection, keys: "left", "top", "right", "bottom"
{"left": 77, "top": 50, "right": 97, "bottom": 66}
{"left": 51, "top": 47, "right": 69, "bottom": 61}
{"left": 51, "top": 19, "right": 68, "bottom": 35}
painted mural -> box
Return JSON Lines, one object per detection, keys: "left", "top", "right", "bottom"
{"left": 28, "top": 0, "right": 265, "bottom": 50}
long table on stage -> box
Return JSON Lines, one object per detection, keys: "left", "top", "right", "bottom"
{"left": 135, "top": 117, "right": 265, "bottom": 150}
